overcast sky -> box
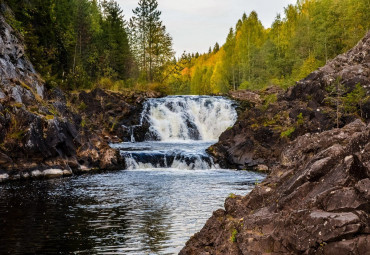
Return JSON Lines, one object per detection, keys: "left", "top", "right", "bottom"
{"left": 116, "top": 0, "right": 296, "bottom": 57}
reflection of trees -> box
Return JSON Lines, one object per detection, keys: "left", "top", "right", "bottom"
{"left": 138, "top": 206, "right": 172, "bottom": 253}
{"left": 0, "top": 173, "right": 175, "bottom": 254}
{"left": 0, "top": 179, "right": 98, "bottom": 254}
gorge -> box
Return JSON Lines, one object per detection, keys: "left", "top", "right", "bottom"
{"left": 0, "top": 1, "right": 369, "bottom": 254}
{"left": 0, "top": 96, "right": 266, "bottom": 254}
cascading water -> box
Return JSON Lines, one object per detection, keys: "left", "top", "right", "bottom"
{"left": 112, "top": 96, "right": 237, "bottom": 170}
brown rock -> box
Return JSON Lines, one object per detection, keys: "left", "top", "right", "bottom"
{"left": 181, "top": 120, "right": 370, "bottom": 254}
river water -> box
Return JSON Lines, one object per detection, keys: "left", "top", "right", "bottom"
{"left": 0, "top": 96, "right": 265, "bottom": 254}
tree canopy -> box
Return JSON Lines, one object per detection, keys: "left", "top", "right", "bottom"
{"left": 1, "top": 0, "right": 368, "bottom": 94}
{"left": 164, "top": 0, "right": 370, "bottom": 95}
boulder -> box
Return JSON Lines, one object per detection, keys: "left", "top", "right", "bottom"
{"left": 43, "top": 169, "right": 64, "bottom": 179}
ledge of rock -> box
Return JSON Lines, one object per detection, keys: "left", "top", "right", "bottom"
{"left": 181, "top": 119, "right": 370, "bottom": 255}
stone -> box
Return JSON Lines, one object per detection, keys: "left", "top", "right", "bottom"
{"left": 31, "top": 170, "right": 42, "bottom": 178}
{"left": 63, "top": 169, "right": 73, "bottom": 176}
{"left": 21, "top": 172, "right": 30, "bottom": 179}
{"left": 43, "top": 169, "right": 64, "bottom": 178}
{"left": 256, "top": 164, "right": 269, "bottom": 172}
{"left": 355, "top": 178, "right": 370, "bottom": 200}
{"left": 0, "top": 173, "right": 9, "bottom": 182}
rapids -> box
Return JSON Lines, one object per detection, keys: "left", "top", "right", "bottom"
{"left": 116, "top": 96, "right": 237, "bottom": 170}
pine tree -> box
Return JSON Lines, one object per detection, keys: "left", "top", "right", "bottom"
{"left": 130, "top": 0, "right": 173, "bottom": 82}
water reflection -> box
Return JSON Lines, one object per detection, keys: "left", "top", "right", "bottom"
{"left": 0, "top": 169, "right": 264, "bottom": 254}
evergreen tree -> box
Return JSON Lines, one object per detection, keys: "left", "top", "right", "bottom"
{"left": 130, "top": 0, "right": 173, "bottom": 82}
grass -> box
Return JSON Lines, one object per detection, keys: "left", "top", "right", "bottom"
{"left": 9, "top": 130, "right": 25, "bottom": 140}
{"left": 228, "top": 193, "right": 236, "bottom": 199}
{"left": 280, "top": 127, "right": 295, "bottom": 138}
{"left": 81, "top": 118, "right": 86, "bottom": 128}
{"left": 230, "top": 229, "right": 238, "bottom": 243}
{"left": 261, "top": 94, "right": 278, "bottom": 110}
{"left": 78, "top": 102, "right": 87, "bottom": 111}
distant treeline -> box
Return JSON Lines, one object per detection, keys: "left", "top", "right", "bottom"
{"left": 2, "top": 0, "right": 369, "bottom": 94}
{"left": 2, "top": 0, "right": 173, "bottom": 91}
{"left": 164, "top": 0, "right": 370, "bottom": 95}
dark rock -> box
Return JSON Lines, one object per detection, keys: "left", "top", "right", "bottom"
{"left": 181, "top": 31, "right": 370, "bottom": 254}
{"left": 0, "top": 10, "right": 161, "bottom": 179}
{"left": 181, "top": 120, "right": 370, "bottom": 255}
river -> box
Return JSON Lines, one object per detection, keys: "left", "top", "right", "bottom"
{"left": 0, "top": 96, "right": 265, "bottom": 254}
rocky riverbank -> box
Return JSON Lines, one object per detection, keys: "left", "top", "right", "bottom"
{"left": 0, "top": 12, "right": 161, "bottom": 183}
{"left": 181, "top": 32, "right": 370, "bottom": 254}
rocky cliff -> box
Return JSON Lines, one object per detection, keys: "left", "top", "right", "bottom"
{"left": 181, "top": 32, "right": 370, "bottom": 254}
{"left": 210, "top": 31, "right": 370, "bottom": 171}
{"left": 181, "top": 120, "right": 370, "bottom": 254}
{"left": 0, "top": 10, "right": 160, "bottom": 182}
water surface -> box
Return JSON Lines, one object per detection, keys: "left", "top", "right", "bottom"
{"left": 0, "top": 96, "right": 264, "bottom": 254}
{"left": 0, "top": 169, "right": 264, "bottom": 254}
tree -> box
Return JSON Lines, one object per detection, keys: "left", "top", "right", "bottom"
{"left": 101, "top": 0, "right": 133, "bottom": 79}
{"left": 344, "top": 84, "right": 368, "bottom": 118}
{"left": 213, "top": 42, "right": 220, "bottom": 53}
{"left": 130, "top": 0, "right": 174, "bottom": 82}
{"left": 325, "top": 78, "right": 346, "bottom": 128}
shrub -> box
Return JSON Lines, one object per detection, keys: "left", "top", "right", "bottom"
{"left": 228, "top": 193, "right": 236, "bottom": 199}
{"left": 230, "top": 229, "right": 238, "bottom": 243}
{"left": 297, "top": 113, "right": 304, "bottom": 125}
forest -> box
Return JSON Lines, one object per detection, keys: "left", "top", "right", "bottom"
{"left": 165, "top": 0, "right": 370, "bottom": 94}
{"left": 2, "top": 0, "right": 173, "bottom": 91}
{"left": 1, "top": 0, "right": 370, "bottom": 94}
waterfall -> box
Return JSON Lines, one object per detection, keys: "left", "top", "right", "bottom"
{"left": 141, "top": 96, "right": 237, "bottom": 141}
{"left": 113, "top": 96, "right": 237, "bottom": 170}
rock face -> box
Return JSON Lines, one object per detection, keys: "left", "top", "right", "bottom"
{"left": 181, "top": 120, "right": 370, "bottom": 255}
{"left": 0, "top": 9, "right": 161, "bottom": 181}
{"left": 210, "top": 31, "right": 370, "bottom": 170}
{"left": 0, "top": 6, "right": 45, "bottom": 103}
{"left": 74, "top": 88, "right": 161, "bottom": 143}
{"left": 181, "top": 31, "right": 370, "bottom": 254}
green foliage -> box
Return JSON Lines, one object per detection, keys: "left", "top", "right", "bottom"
{"left": 325, "top": 77, "right": 346, "bottom": 128}
{"left": 129, "top": 0, "right": 174, "bottom": 83}
{"left": 297, "top": 113, "right": 304, "bottom": 125}
{"left": 262, "top": 94, "right": 278, "bottom": 110}
{"left": 280, "top": 127, "right": 295, "bottom": 138}
{"left": 81, "top": 118, "right": 86, "bottom": 128}
{"left": 230, "top": 229, "right": 238, "bottom": 243}
{"left": 344, "top": 84, "right": 368, "bottom": 117}
{"left": 9, "top": 130, "right": 25, "bottom": 140}
{"left": 228, "top": 193, "right": 236, "bottom": 199}
{"left": 3, "top": 0, "right": 134, "bottom": 90}
{"left": 45, "top": 115, "right": 54, "bottom": 120}
{"left": 2, "top": 0, "right": 369, "bottom": 95}
{"left": 163, "top": 0, "right": 370, "bottom": 95}
{"left": 78, "top": 102, "right": 87, "bottom": 111}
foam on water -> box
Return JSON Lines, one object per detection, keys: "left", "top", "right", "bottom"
{"left": 116, "top": 96, "right": 237, "bottom": 170}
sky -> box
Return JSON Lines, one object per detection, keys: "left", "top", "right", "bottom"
{"left": 117, "top": 0, "right": 297, "bottom": 57}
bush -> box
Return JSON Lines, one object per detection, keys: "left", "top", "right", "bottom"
{"left": 148, "top": 82, "right": 169, "bottom": 94}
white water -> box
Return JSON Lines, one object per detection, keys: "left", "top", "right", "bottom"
{"left": 142, "top": 96, "right": 237, "bottom": 141}
{"left": 115, "top": 96, "right": 237, "bottom": 170}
